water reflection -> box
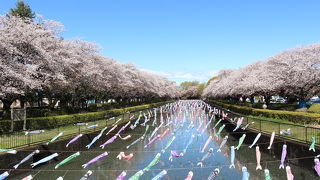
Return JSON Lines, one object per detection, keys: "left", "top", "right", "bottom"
{"left": 11, "top": 101, "right": 320, "bottom": 179}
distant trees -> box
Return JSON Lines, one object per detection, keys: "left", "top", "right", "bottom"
{"left": 202, "top": 44, "right": 320, "bottom": 108}
{"left": 179, "top": 81, "right": 205, "bottom": 99}
{"left": 0, "top": 14, "right": 178, "bottom": 117}
{"left": 8, "top": 0, "right": 35, "bottom": 19}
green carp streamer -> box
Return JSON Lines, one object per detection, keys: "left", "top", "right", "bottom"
{"left": 55, "top": 152, "right": 80, "bottom": 169}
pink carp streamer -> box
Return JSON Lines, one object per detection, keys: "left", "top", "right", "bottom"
{"left": 82, "top": 152, "right": 108, "bottom": 168}
{"left": 169, "top": 150, "right": 183, "bottom": 161}
{"left": 197, "top": 120, "right": 203, "bottom": 132}
{"left": 21, "top": 175, "right": 33, "bottom": 180}
{"left": 286, "top": 166, "right": 294, "bottom": 180}
{"left": 117, "top": 152, "right": 134, "bottom": 160}
{"left": 119, "top": 135, "right": 131, "bottom": 140}
{"left": 159, "top": 128, "right": 170, "bottom": 139}
{"left": 256, "top": 146, "right": 262, "bottom": 170}
{"left": 201, "top": 136, "right": 212, "bottom": 152}
{"left": 105, "top": 125, "right": 117, "bottom": 136}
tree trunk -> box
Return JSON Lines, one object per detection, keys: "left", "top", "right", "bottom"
{"left": 1, "top": 98, "right": 15, "bottom": 119}
{"left": 264, "top": 95, "right": 271, "bottom": 108}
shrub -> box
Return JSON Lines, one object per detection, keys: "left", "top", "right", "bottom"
{"left": 308, "top": 104, "right": 320, "bottom": 114}
{"left": 208, "top": 100, "right": 320, "bottom": 124}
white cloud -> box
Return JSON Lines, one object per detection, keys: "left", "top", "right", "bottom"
{"left": 141, "top": 69, "right": 218, "bottom": 84}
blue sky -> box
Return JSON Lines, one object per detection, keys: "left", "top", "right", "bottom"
{"left": 2, "top": 0, "right": 320, "bottom": 84}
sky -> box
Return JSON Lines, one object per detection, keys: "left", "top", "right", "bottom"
{"left": 1, "top": 0, "right": 320, "bottom": 84}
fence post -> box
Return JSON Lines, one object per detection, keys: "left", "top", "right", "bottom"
{"left": 28, "top": 134, "right": 31, "bottom": 147}
{"left": 259, "top": 118, "right": 261, "bottom": 132}
{"left": 305, "top": 127, "right": 308, "bottom": 143}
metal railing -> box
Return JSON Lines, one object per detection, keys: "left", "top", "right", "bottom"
{"left": 0, "top": 107, "right": 153, "bottom": 149}
{"left": 210, "top": 102, "right": 320, "bottom": 146}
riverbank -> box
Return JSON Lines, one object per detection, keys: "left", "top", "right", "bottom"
{"left": 0, "top": 101, "right": 171, "bottom": 149}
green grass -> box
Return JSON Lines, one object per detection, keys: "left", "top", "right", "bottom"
{"left": 244, "top": 115, "right": 320, "bottom": 145}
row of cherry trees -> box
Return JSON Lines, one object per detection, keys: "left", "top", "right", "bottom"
{"left": 202, "top": 43, "right": 320, "bottom": 106}
{"left": 0, "top": 15, "right": 179, "bottom": 115}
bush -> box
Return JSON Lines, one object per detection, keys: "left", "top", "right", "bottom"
{"left": 308, "top": 104, "right": 320, "bottom": 114}
{"left": 208, "top": 100, "right": 320, "bottom": 124}
{"left": 0, "top": 100, "right": 172, "bottom": 133}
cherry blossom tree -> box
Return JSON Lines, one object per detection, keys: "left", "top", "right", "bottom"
{"left": 202, "top": 44, "right": 320, "bottom": 108}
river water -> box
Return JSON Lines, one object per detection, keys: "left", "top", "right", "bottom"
{"left": 10, "top": 100, "right": 320, "bottom": 179}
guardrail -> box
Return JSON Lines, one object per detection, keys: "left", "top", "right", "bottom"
{"left": 209, "top": 102, "right": 320, "bottom": 146}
